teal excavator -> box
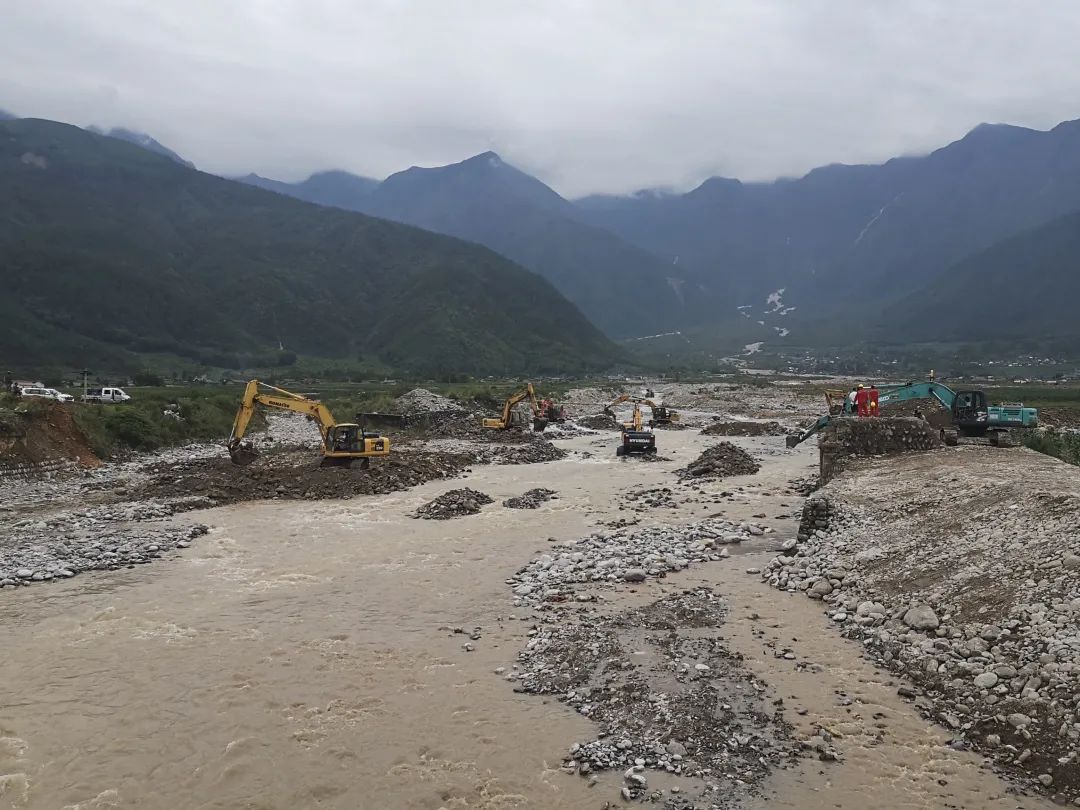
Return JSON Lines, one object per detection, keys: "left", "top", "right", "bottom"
{"left": 786, "top": 377, "right": 1038, "bottom": 448}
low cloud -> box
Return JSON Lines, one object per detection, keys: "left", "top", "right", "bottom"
{"left": 2, "top": 0, "right": 1078, "bottom": 195}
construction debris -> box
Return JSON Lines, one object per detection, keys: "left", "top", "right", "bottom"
{"left": 503, "top": 488, "right": 558, "bottom": 509}
{"left": 679, "top": 442, "right": 761, "bottom": 479}
{"left": 414, "top": 487, "right": 494, "bottom": 519}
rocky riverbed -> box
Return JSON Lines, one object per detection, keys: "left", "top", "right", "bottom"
{"left": 514, "top": 589, "right": 800, "bottom": 808}
{"left": 506, "top": 513, "right": 796, "bottom": 808}
{"left": 761, "top": 446, "right": 1080, "bottom": 804}
{"left": 0, "top": 413, "right": 565, "bottom": 588}
{"left": 508, "top": 517, "right": 773, "bottom": 607}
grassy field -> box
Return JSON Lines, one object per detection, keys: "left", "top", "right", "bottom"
{"left": 985, "top": 383, "right": 1080, "bottom": 410}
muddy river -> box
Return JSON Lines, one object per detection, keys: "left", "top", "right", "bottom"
{"left": 0, "top": 428, "right": 1056, "bottom": 809}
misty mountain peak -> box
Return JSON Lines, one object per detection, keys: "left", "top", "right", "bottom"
{"left": 455, "top": 150, "right": 506, "bottom": 172}
{"left": 85, "top": 125, "right": 195, "bottom": 168}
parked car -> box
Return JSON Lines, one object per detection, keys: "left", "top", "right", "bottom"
{"left": 82, "top": 387, "right": 131, "bottom": 404}
{"left": 19, "top": 386, "right": 75, "bottom": 402}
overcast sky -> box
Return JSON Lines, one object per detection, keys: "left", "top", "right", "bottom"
{"left": 2, "top": 0, "right": 1079, "bottom": 196}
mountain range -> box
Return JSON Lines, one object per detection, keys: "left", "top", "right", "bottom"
{"left": 4, "top": 106, "right": 1080, "bottom": 375}
{"left": 243, "top": 154, "right": 719, "bottom": 339}
{"left": 0, "top": 118, "right": 622, "bottom": 376}
{"left": 241, "top": 119, "right": 1080, "bottom": 353}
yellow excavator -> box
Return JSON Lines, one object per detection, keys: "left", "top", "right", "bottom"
{"left": 616, "top": 403, "right": 657, "bottom": 456}
{"left": 482, "top": 383, "right": 563, "bottom": 432}
{"left": 227, "top": 380, "right": 390, "bottom": 467}
{"left": 603, "top": 393, "right": 679, "bottom": 426}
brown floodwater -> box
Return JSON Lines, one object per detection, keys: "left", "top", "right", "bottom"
{"left": 0, "top": 429, "right": 1055, "bottom": 809}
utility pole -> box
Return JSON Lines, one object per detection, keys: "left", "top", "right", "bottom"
{"left": 82, "top": 369, "right": 92, "bottom": 401}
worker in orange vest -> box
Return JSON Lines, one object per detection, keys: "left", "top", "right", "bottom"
{"left": 867, "top": 384, "right": 880, "bottom": 417}
{"left": 855, "top": 384, "right": 869, "bottom": 417}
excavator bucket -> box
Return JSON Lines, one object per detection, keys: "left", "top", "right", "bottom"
{"left": 532, "top": 417, "right": 548, "bottom": 432}
{"left": 228, "top": 442, "right": 260, "bottom": 466}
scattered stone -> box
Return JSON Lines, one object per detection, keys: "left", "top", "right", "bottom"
{"left": 503, "top": 488, "right": 558, "bottom": 509}
{"left": 902, "top": 605, "right": 940, "bottom": 631}
{"left": 414, "top": 488, "right": 494, "bottom": 520}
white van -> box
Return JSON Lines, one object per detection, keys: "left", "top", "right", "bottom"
{"left": 20, "top": 386, "right": 75, "bottom": 402}
{"left": 82, "top": 387, "right": 131, "bottom": 404}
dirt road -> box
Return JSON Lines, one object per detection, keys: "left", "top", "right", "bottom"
{"left": 0, "top": 423, "right": 1063, "bottom": 808}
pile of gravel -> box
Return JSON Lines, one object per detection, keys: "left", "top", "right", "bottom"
{"left": 486, "top": 435, "right": 566, "bottom": 465}
{"left": 261, "top": 412, "right": 323, "bottom": 448}
{"left": 503, "top": 488, "right": 558, "bottom": 509}
{"left": 394, "top": 388, "right": 465, "bottom": 416}
{"left": 414, "top": 487, "right": 494, "bottom": 519}
{"left": 577, "top": 413, "right": 620, "bottom": 431}
{"left": 701, "top": 420, "right": 788, "bottom": 437}
{"left": 509, "top": 517, "right": 770, "bottom": 605}
{"left": 679, "top": 442, "right": 760, "bottom": 479}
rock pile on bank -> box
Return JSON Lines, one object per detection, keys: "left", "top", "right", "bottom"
{"left": 393, "top": 388, "right": 466, "bottom": 416}
{"left": 486, "top": 435, "right": 566, "bottom": 464}
{"left": 414, "top": 487, "right": 494, "bottom": 519}
{"left": 509, "top": 517, "right": 770, "bottom": 605}
{"left": 577, "top": 413, "right": 620, "bottom": 431}
{"left": 139, "top": 449, "right": 472, "bottom": 505}
{"left": 679, "top": 442, "right": 760, "bottom": 479}
{"left": 761, "top": 446, "right": 1080, "bottom": 803}
{"left": 701, "top": 420, "right": 788, "bottom": 437}
{"left": 0, "top": 521, "right": 208, "bottom": 587}
{"left": 503, "top": 488, "right": 558, "bottom": 509}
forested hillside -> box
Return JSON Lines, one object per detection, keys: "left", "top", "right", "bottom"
{"left": 0, "top": 119, "right": 623, "bottom": 376}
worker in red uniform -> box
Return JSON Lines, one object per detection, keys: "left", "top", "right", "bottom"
{"left": 867, "top": 384, "right": 880, "bottom": 417}
{"left": 855, "top": 384, "right": 869, "bottom": 417}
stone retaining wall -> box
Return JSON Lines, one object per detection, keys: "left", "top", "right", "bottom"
{"left": 820, "top": 417, "right": 940, "bottom": 482}
{"left": 0, "top": 457, "right": 81, "bottom": 481}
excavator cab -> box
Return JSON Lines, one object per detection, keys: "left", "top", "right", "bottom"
{"left": 951, "top": 390, "right": 989, "bottom": 434}
{"left": 323, "top": 423, "right": 388, "bottom": 467}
